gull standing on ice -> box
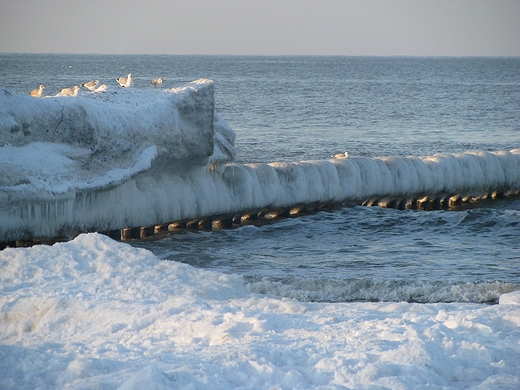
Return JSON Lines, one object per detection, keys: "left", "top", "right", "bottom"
{"left": 93, "top": 84, "right": 108, "bottom": 92}
{"left": 59, "top": 85, "right": 80, "bottom": 96}
{"left": 151, "top": 77, "right": 163, "bottom": 87}
{"left": 116, "top": 73, "right": 133, "bottom": 87}
{"left": 29, "top": 84, "right": 45, "bottom": 97}
{"left": 81, "top": 79, "right": 99, "bottom": 91}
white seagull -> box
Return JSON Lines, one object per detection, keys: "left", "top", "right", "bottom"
{"left": 331, "top": 152, "right": 349, "bottom": 159}
{"left": 59, "top": 85, "right": 80, "bottom": 96}
{"left": 116, "top": 73, "right": 133, "bottom": 87}
{"left": 93, "top": 84, "right": 108, "bottom": 92}
{"left": 81, "top": 79, "right": 99, "bottom": 91}
{"left": 151, "top": 77, "right": 163, "bottom": 87}
{"left": 29, "top": 84, "right": 45, "bottom": 97}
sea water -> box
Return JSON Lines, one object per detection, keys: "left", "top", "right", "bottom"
{"left": 1, "top": 54, "right": 519, "bottom": 303}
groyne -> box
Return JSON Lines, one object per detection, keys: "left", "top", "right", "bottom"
{"left": 2, "top": 82, "right": 519, "bottom": 248}
{"left": 3, "top": 191, "right": 518, "bottom": 249}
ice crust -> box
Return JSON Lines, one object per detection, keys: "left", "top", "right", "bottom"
{"left": 1, "top": 80, "right": 520, "bottom": 241}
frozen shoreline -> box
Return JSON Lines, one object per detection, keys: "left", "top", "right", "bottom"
{"left": 1, "top": 233, "right": 519, "bottom": 389}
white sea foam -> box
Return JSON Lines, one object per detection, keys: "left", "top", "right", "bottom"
{"left": 0, "top": 233, "right": 519, "bottom": 389}
{"left": 246, "top": 277, "right": 518, "bottom": 304}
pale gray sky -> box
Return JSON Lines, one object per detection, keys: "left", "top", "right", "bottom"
{"left": 1, "top": 0, "right": 519, "bottom": 56}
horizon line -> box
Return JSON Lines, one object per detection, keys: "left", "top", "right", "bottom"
{"left": 2, "top": 51, "right": 520, "bottom": 59}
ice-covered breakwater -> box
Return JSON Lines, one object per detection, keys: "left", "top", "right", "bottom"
{"left": 0, "top": 80, "right": 235, "bottom": 242}
{"left": 1, "top": 80, "right": 520, "bottom": 243}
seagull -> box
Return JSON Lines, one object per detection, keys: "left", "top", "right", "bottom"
{"left": 116, "top": 73, "right": 133, "bottom": 87}
{"left": 81, "top": 79, "right": 99, "bottom": 91}
{"left": 93, "top": 84, "right": 108, "bottom": 92}
{"left": 29, "top": 84, "right": 45, "bottom": 97}
{"left": 59, "top": 85, "right": 80, "bottom": 96}
{"left": 151, "top": 77, "right": 163, "bottom": 87}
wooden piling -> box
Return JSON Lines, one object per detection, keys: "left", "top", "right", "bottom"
{"left": 377, "top": 197, "right": 396, "bottom": 208}
{"left": 449, "top": 196, "right": 462, "bottom": 206}
{"left": 213, "top": 217, "right": 233, "bottom": 230}
{"left": 198, "top": 219, "right": 212, "bottom": 231}
{"left": 186, "top": 219, "right": 200, "bottom": 230}
{"left": 431, "top": 198, "right": 441, "bottom": 210}
{"left": 140, "top": 226, "right": 154, "bottom": 239}
{"left": 362, "top": 198, "right": 378, "bottom": 207}
{"left": 241, "top": 211, "right": 258, "bottom": 222}
{"left": 121, "top": 227, "right": 140, "bottom": 240}
{"left": 263, "top": 210, "right": 279, "bottom": 219}
{"left": 154, "top": 224, "right": 168, "bottom": 234}
{"left": 289, "top": 206, "right": 303, "bottom": 216}
{"left": 168, "top": 221, "right": 186, "bottom": 230}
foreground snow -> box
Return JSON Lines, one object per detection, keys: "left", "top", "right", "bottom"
{"left": 0, "top": 233, "right": 519, "bottom": 389}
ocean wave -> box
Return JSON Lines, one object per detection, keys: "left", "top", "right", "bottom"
{"left": 246, "top": 276, "right": 519, "bottom": 304}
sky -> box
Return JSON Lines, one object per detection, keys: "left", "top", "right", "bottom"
{"left": 0, "top": 0, "right": 519, "bottom": 56}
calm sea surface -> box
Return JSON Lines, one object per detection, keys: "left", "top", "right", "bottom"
{"left": 1, "top": 54, "right": 519, "bottom": 303}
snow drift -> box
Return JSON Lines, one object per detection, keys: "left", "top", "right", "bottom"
{"left": 1, "top": 233, "right": 519, "bottom": 389}
{"left": 1, "top": 80, "right": 520, "bottom": 242}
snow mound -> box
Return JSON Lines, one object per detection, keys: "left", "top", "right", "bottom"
{"left": 1, "top": 233, "right": 520, "bottom": 389}
{"left": 118, "top": 365, "right": 174, "bottom": 390}
{"left": 500, "top": 290, "right": 520, "bottom": 305}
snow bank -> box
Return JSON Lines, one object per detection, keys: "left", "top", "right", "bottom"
{"left": 500, "top": 290, "right": 520, "bottom": 305}
{"left": 1, "top": 81, "right": 520, "bottom": 242}
{"left": 0, "top": 233, "right": 519, "bottom": 389}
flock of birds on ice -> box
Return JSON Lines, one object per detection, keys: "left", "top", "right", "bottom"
{"left": 28, "top": 74, "right": 350, "bottom": 159}
{"left": 29, "top": 74, "right": 164, "bottom": 98}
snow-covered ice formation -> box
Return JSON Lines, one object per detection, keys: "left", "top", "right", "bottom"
{"left": 0, "top": 80, "right": 235, "bottom": 241}
{"left": 1, "top": 80, "right": 520, "bottom": 242}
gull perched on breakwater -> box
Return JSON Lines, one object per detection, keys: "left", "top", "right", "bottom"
{"left": 29, "top": 84, "right": 45, "bottom": 97}
{"left": 81, "top": 80, "right": 99, "bottom": 91}
{"left": 116, "top": 74, "right": 133, "bottom": 87}
{"left": 93, "top": 84, "right": 108, "bottom": 92}
{"left": 151, "top": 77, "right": 163, "bottom": 87}
{"left": 59, "top": 85, "right": 80, "bottom": 96}
{"left": 331, "top": 152, "right": 349, "bottom": 159}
